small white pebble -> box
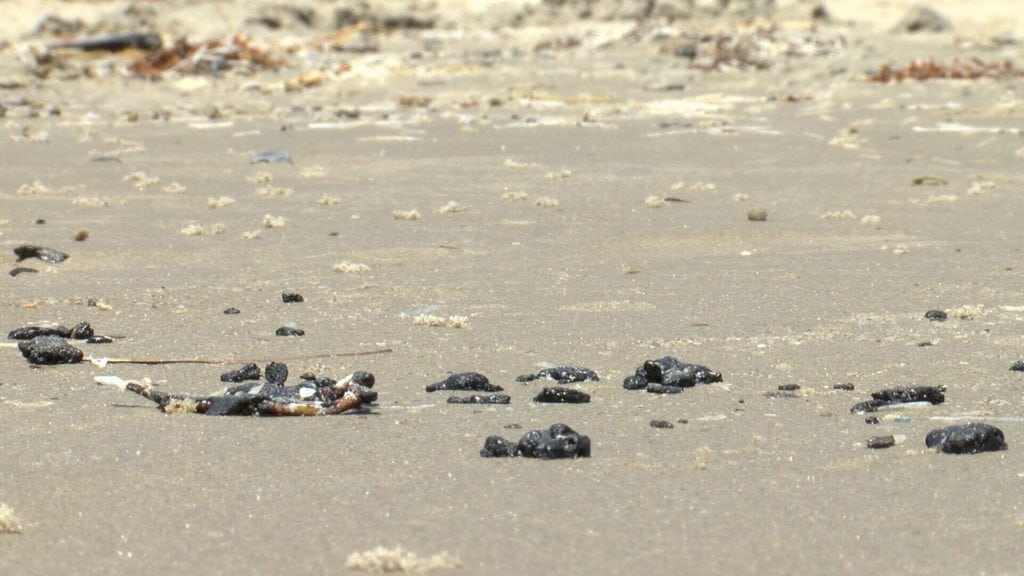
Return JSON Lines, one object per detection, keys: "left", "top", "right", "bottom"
{"left": 262, "top": 214, "right": 287, "bottom": 228}
{"left": 207, "top": 196, "right": 236, "bottom": 209}
{"left": 318, "top": 194, "right": 339, "bottom": 206}
{"left": 255, "top": 186, "right": 294, "bottom": 197}
{"left": 967, "top": 181, "right": 994, "bottom": 196}
{"left": 333, "top": 261, "right": 370, "bottom": 273}
{"left": 821, "top": 210, "right": 855, "bottom": 219}
{"left": 644, "top": 196, "right": 667, "bottom": 208}
{"left": 162, "top": 182, "right": 187, "bottom": 194}
{"left": 860, "top": 214, "right": 881, "bottom": 225}
{"left": 501, "top": 191, "right": 529, "bottom": 201}
{"left": 241, "top": 230, "right": 262, "bottom": 240}
{"left": 534, "top": 196, "right": 559, "bottom": 208}
{"left": 392, "top": 209, "right": 421, "bottom": 220}
{"left": 545, "top": 169, "right": 572, "bottom": 179}
{"left": 732, "top": 193, "right": 749, "bottom": 202}
{"left": 437, "top": 201, "right": 467, "bottom": 214}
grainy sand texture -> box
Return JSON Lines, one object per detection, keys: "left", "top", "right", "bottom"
{"left": 2, "top": 1, "right": 1023, "bottom": 574}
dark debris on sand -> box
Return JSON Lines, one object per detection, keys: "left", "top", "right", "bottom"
{"left": 851, "top": 386, "right": 945, "bottom": 413}
{"left": 623, "top": 356, "right": 722, "bottom": 393}
{"left": 426, "top": 372, "right": 502, "bottom": 392}
{"left": 480, "top": 423, "right": 590, "bottom": 459}
{"left": 926, "top": 423, "right": 1007, "bottom": 454}
{"left": 516, "top": 366, "right": 599, "bottom": 384}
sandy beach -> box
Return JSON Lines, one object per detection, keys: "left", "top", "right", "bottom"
{"left": 2, "top": 1, "right": 1023, "bottom": 574}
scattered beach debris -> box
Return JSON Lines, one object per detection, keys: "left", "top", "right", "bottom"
{"left": 411, "top": 315, "right": 468, "bottom": 329}
{"left": 447, "top": 394, "right": 511, "bottom": 404}
{"left": 17, "top": 336, "right": 84, "bottom": 365}
{"left": 650, "top": 419, "right": 674, "bottom": 429}
{"left": 345, "top": 545, "right": 461, "bottom": 573}
{"left": 426, "top": 372, "right": 502, "bottom": 392}
{"left": 392, "top": 209, "right": 421, "bottom": 220}
{"left": 833, "top": 383, "right": 855, "bottom": 391}
{"left": 850, "top": 386, "right": 945, "bottom": 413}
{"left": 926, "top": 423, "right": 1007, "bottom": 454}
{"left": 275, "top": 326, "right": 305, "bottom": 337}
{"left": 533, "top": 387, "right": 590, "bottom": 404}
{"left": 924, "top": 309, "right": 948, "bottom": 321}
{"left": 13, "top": 244, "right": 68, "bottom": 263}
{"left": 622, "top": 356, "right": 723, "bottom": 392}
{"left": 250, "top": 150, "right": 293, "bottom": 164}
{"left": 223, "top": 307, "right": 241, "bottom": 315}
{"left": 1010, "top": 361, "right": 1024, "bottom": 372}
{"left": 9, "top": 267, "right": 38, "bottom": 277}
{"left": 480, "top": 423, "right": 591, "bottom": 459}
{"left": 516, "top": 366, "right": 599, "bottom": 384}
{"left": 107, "top": 370, "right": 376, "bottom": 416}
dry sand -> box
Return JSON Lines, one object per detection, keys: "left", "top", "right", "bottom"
{"left": 2, "top": 1, "right": 1024, "bottom": 574}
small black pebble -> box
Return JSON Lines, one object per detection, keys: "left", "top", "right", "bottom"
{"left": 282, "top": 293, "right": 304, "bottom": 303}
{"left": 533, "top": 387, "right": 590, "bottom": 404}
{"left": 9, "top": 267, "right": 38, "bottom": 277}
{"left": 223, "top": 307, "right": 241, "bottom": 315}
{"left": 448, "top": 394, "right": 511, "bottom": 405}
{"left": 86, "top": 299, "right": 98, "bottom": 307}
{"left": 677, "top": 418, "right": 689, "bottom": 424}
{"left": 220, "top": 363, "right": 262, "bottom": 383}
{"left": 426, "top": 372, "right": 502, "bottom": 392}
{"left": 924, "top": 309, "right": 947, "bottom": 321}
{"left": 925, "top": 423, "right": 1007, "bottom": 454}
{"left": 480, "top": 435, "right": 519, "bottom": 458}
{"left": 516, "top": 366, "right": 599, "bottom": 384}
{"left": 865, "top": 416, "right": 879, "bottom": 424}
{"left": 275, "top": 327, "right": 305, "bottom": 337}
{"left": 867, "top": 435, "right": 896, "bottom": 449}
{"left": 851, "top": 386, "right": 945, "bottom": 413}
{"left": 833, "top": 383, "right": 855, "bottom": 391}
{"left": 517, "top": 424, "right": 591, "bottom": 459}
{"left": 917, "top": 341, "right": 933, "bottom": 347}
{"left": 35, "top": 219, "right": 46, "bottom": 225}
{"left": 265, "top": 362, "right": 289, "bottom": 385}
{"left": 504, "top": 423, "right": 522, "bottom": 430}
{"left": 650, "top": 419, "right": 674, "bottom": 429}
{"left": 778, "top": 384, "right": 801, "bottom": 391}
{"left": 1010, "top": 361, "right": 1024, "bottom": 372}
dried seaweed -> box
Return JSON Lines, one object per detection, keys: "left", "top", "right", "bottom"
{"left": 869, "top": 58, "right": 1023, "bottom": 83}
{"left": 129, "top": 34, "right": 281, "bottom": 78}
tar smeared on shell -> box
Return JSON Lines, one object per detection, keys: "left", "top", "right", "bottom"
{"left": 447, "top": 394, "right": 511, "bottom": 404}
{"left": 850, "top": 386, "right": 945, "bottom": 413}
{"left": 924, "top": 309, "right": 948, "bottom": 321}
{"left": 623, "top": 356, "right": 722, "bottom": 392}
{"left": 124, "top": 370, "right": 377, "bottom": 416}
{"left": 925, "top": 423, "right": 1007, "bottom": 454}
{"left": 533, "top": 387, "right": 590, "bottom": 403}
{"left": 426, "top": 372, "right": 503, "bottom": 392}
{"left": 480, "top": 423, "right": 591, "bottom": 459}
{"left": 9, "top": 322, "right": 94, "bottom": 340}
{"left": 220, "top": 363, "right": 261, "bottom": 383}
{"left": 14, "top": 244, "right": 69, "bottom": 263}
{"left": 516, "top": 366, "right": 599, "bottom": 384}
{"left": 275, "top": 327, "right": 305, "bottom": 336}
{"left": 18, "top": 336, "right": 84, "bottom": 365}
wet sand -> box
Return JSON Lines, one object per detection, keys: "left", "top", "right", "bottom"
{"left": 2, "top": 1, "right": 1024, "bottom": 574}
